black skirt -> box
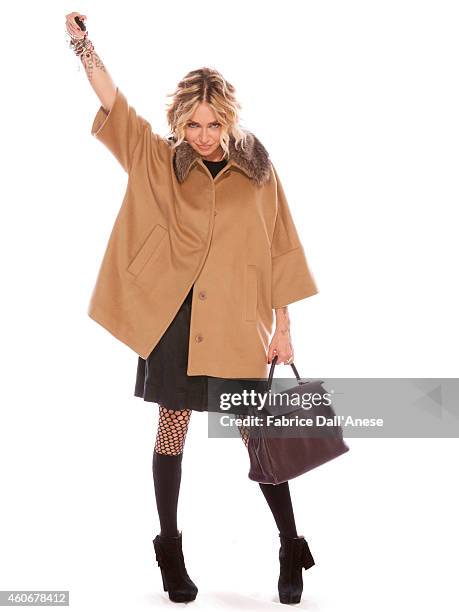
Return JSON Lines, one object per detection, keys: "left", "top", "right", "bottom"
{"left": 134, "top": 284, "right": 212, "bottom": 411}
{"left": 134, "top": 283, "right": 267, "bottom": 413}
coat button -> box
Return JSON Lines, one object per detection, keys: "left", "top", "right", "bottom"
{"left": 198, "top": 290, "right": 207, "bottom": 300}
{"left": 195, "top": 334, "right": 204, "bottom": 343}
{"left": 214, "top": 210, "right": 218, "bottom": 216}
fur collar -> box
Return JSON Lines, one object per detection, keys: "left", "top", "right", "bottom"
{"left": 166, "top": 130, "right": 272, "bottom": 186}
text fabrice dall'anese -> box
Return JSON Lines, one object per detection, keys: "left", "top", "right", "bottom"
{"left": 221, "top": 414, "right": 384, "bottom": 428}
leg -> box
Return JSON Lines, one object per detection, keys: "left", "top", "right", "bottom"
{"left": 154, "top": 405, "right": 192, "bottom": 455}
{"left": 235, "top": 413, "right": 298, "bottom": 537}
{"left": 235, "top": 413, "right": 250, "bottom": 449}
{"left": 153, "top": 405, "right": 192, "bottom": 537}
{"left": 258, "top": 481, "right": 298, "bottom": 537}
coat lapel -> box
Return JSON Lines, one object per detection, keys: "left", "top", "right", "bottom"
{"left": 168, "top": 130, "right": 272, "bottom": 186}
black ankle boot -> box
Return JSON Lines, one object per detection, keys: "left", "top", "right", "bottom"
{"left": 278, "top": 533, "right": 315, "bottom": 604}
{"left": 152, "top": 530, "right": 198, "bottom": 602}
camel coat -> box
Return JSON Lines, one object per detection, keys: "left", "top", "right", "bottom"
{"left": 88, "top": 87, "right": 319, "bottom": 378}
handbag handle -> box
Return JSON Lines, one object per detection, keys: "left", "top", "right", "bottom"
{"left": 266, "top": 354, "right": 302, "bottom": 393}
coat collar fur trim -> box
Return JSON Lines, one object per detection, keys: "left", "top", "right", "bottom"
{"left": 167, "top": 130, "right": 272, "bottom": 186}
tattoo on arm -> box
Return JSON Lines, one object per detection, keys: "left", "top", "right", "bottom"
{"left": 275, "top": 306, "right": 290, "bottom": 335}
{"left": 81, "top": 50, "right": 107, "bottom": 82}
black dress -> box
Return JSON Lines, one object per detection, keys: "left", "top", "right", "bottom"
{"left": 134, "top": 157, "right": 230, "bottom": 412}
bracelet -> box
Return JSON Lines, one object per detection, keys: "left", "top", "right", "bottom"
{"left": 69, "top": 33, "right": 94, "bottom": 59}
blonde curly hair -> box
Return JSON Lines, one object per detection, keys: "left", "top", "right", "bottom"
{"left": 165, "top": 66, "right": 249, "bottom": 158}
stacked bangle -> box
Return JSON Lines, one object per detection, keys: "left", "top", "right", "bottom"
{"left": 69, "top": 33, "right": 94, "bottom": 59}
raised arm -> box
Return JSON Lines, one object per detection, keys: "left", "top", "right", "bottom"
{"left": 66, "top": 12, "right": 160, "bottom": 173}
{"left": 65, "top": 11, "right": 116, "bottom": 112}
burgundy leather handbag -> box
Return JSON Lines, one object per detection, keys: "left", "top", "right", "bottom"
{"left": 247, "top": 355, "right": 349, "bottom": 484}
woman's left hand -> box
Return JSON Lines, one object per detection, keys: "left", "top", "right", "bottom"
{"left": 267, "top": 330, "right": 294, "bottom": 365}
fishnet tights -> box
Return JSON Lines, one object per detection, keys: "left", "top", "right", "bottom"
{"left": 153, "top": 407, "right": 297, "bottom": 538}
{"left": 154, "top": 405, "right": 192, "bottom": 455}
{"left": 236, "top": 413, "right": 250, "bottom": 449}
{"left": 154, "top": 407, "right": 250, "bottom": 454}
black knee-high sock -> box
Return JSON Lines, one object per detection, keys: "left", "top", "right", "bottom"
{"left": 258, "top": 481, "right": 298, "bottom": 537}
{"left": 152, "top": 450, "right": 183, "bottom": 537}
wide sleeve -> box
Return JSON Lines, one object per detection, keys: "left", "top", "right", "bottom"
{"left": 90, "top": 86, "right": 152, "bottom": 173}
{"left": 270, "top": 164, "right": 319, "bottom": 309}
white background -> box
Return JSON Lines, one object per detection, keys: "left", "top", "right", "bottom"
{"left": 1, "top": 1, "right": 458, "bottom": 611}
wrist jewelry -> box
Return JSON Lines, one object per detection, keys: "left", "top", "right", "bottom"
{"left": 68, "top": 32, "right": 94, "bottom": 58}
{"left": 67, "top": 31, "right": 105, "bottom": 82}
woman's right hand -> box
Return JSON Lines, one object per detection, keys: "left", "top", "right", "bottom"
{"left": 65, "top": 12, "right": 87, "bottom": 40}
{"left": 66, "top": 10, "right": 116, "bottom": 123}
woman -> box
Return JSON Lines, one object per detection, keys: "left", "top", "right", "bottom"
{"left": 66, "top": 11, "right": 319, "bottom": 605}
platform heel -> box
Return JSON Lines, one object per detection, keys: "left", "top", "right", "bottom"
{"left": 152, "top": 530, "right": 198, "bottom": 602}
{"left": 278, "top": 533, "right": 315, "bottom": 604}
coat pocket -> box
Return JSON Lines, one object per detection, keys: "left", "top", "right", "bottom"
{"left": 127, "top": 223, "right": 168, "bottom": 278}
{"left": 245, "top": 264, "right": 258, "bottom": 321}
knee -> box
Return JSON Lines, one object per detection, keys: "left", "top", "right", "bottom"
{"left": 155, "top": 405, "right": 192, "bottom": 454}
